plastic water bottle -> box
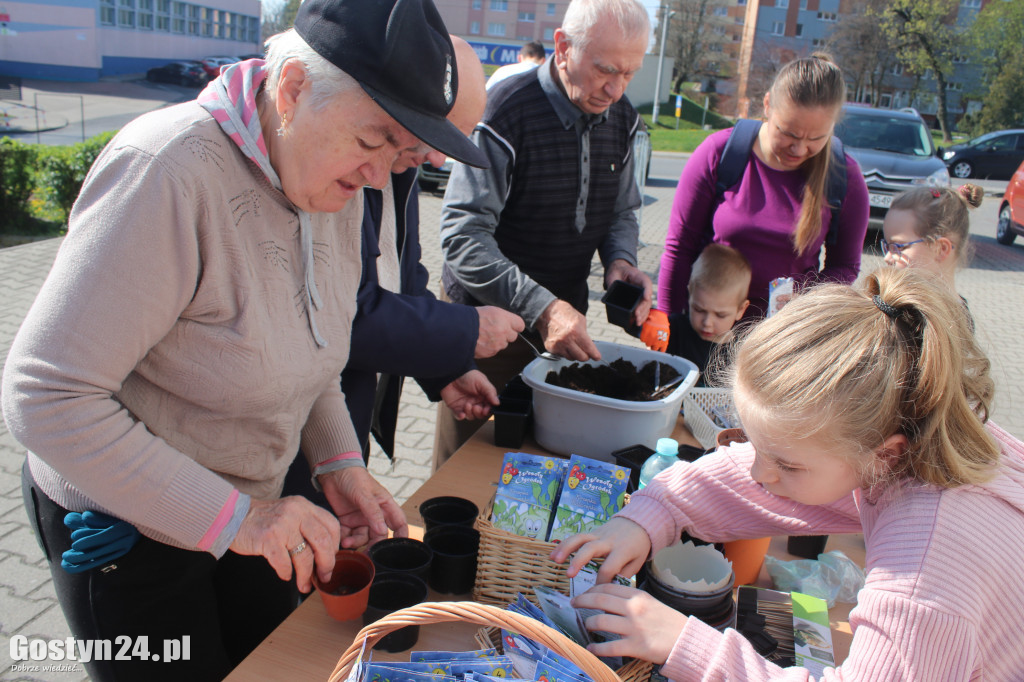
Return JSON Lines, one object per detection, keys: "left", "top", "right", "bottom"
{"left": 639, "top": 437, "right": 679, "bottom": 489}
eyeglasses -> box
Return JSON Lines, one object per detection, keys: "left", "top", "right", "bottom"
{"left": 880, "top": 238, "right": 927, "bottom": 257}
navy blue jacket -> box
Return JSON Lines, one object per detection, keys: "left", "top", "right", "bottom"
{"left": 343, "top": 168, "right": 478, "bottom": 458}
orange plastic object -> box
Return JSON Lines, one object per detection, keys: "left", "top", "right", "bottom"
{"left": 313, "top": 550, "right": 375, "bottom": 621}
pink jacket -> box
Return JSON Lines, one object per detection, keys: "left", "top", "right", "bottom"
{"left": 618, "top": 422, "right": 1024, "bottom": 680}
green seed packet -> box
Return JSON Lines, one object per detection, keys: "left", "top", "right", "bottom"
{"left": 546, "top": 455, "right": 628, "bottom": 543}
{"left": 491, "top": 453, "right": 567, "bottom": 539}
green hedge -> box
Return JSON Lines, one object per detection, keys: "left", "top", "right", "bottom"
{"left": 0, "top": 131, "right": 114, "bottom": 235}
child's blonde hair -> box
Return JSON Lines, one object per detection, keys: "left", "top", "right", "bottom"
{"left": 731, "top": 267, "right": 998, "bottom": 488}
{"left": 688, "top": 243, "right": 752, "bottom": 304}
{"left": 767, "top": 53, "right": 846, "bottom": 257}
{"left": 889, "top": 184, "right": 984, "bottom": 268}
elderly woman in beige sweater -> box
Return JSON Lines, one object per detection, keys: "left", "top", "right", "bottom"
{"left": 1, "top": 1, "right": 489, "bottom": 680}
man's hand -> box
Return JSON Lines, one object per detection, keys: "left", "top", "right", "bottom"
{"left": 535, "top": 300, "right": 600, "bottom": 362}
{"left": 319, "top": 467, "right": 408, "bottom": 549}
{"left": 440, "top": 370, "right": 499, "bottom": 420}
{"left": 606, "top": 259, "right": 653, "bottom": 327}
{"left": 475, "top": 307, "right": 525, "bottom": 359}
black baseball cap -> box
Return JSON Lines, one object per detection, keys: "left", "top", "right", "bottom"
{"left": 295, "top": 0, "right": 488, "bottom": 168}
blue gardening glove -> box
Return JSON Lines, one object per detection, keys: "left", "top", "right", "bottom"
{"left": 61, "top": 511, "right": 140, "bottom": 574}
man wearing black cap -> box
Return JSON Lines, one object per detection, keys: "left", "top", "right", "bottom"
{"left": 434, "top": 0, "right": 655, "bottom": 466}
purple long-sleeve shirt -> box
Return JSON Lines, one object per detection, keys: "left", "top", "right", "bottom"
{"left": 658, "top": 128, "right": 869, "bottom": 317}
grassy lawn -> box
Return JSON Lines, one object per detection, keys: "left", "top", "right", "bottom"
{"left": 637, "top": 92, "right": 733, "bottom": 153}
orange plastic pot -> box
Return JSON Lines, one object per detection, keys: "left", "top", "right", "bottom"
{"left": 722, "top": 537, "right": 771, "bottom": 586}
{"left": 313, "top": 550, "right": 375, "bottom": 621}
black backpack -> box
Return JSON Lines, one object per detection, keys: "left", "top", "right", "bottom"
{"left": 712, "top": 119, "right": 848, "bottom": 246}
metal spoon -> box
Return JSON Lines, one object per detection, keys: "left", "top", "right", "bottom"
{"left": 518, "top": 333, "right": 564, "bottom": 362}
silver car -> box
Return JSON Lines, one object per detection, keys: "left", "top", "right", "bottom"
{"left": 835, "top": 105, "right": 950, "bottom": 228}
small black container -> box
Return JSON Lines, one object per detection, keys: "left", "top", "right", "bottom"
{"left": 363, "top": 572, "right": 429, "bottom": 652}
{"left": 367, "top": 537, "right": 433, "bottom": 584}
{"left": 419, "top": 496, "right": 479, "bottom": 533}
{"left": 611, "top": 444, "right": 655, "bottom": 492}
{"left": 787, "top": 535, "right": 829, "bottom": 559}
{"left": 500, "top": 375, "right": 533, "bottom": 402}
{"left": 601, "top": 280, "right": 644, "bottom": 332}
{"left": 493, "top": 396, "right": 532, "bottom": 448}
{"left": 641, "top": 562, "right": 735, "bottom": 632}
{"left": 424, "top": 525, "right": 480, "bottom": 595}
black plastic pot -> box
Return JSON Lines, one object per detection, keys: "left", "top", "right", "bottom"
{"left": 363, "top": 572, "right": 429, "bottom": 652}
{"left": 367, "top": 537, "right": 433, "bottom": 585}
{"left": 601, "top": 280, "right": 644, "bottom": 332}
{"left": 787, "top": 535, "right": 829, "bottom": 559}
{"left": 500, "top": 375, "right": 533, "bottom": 402}
{"left": 493, "top": 396, "right": 532, "bottom": 448}
{"left": 611, "top": 444, "right": 655, "bottom": 492}
{"left": 418, "top": 496, "right": 479, "bottom": 533}
{"left": 641, "top": 563, "right": 735, "bottom": 631}
{"left": 424, "top": 525, "right": 480, "bottom": 595}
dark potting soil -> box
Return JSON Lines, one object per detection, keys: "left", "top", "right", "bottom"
{"left": 545, "top": 358, "right": 681, "bottom": 402}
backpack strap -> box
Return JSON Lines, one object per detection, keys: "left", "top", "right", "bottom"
{"left": 824, "top": 136, "right": 847, "bottom": 246}
{"left": 714, "top": 119, "right": 762, "bottom": 199}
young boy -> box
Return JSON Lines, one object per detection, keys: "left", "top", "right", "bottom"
{"left": 641, "top": 244, "right": 751, "bottom": 385}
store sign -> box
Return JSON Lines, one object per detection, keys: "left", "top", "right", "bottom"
{"left": 466, "top": 40, "right": 550, "bottom": 67}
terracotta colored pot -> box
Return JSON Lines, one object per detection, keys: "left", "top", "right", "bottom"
{"left": 722, "top": 537, "right": 772, "bottom": 586}
{"left": 312, "top": 550, "right": 375, "bottom": 621}
{"left": 716, "top": 428, "right": 748, "bottom": 448}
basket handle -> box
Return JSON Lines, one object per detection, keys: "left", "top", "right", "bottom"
{"left": 328, "top": 601, "right": 622, "bottom": 682}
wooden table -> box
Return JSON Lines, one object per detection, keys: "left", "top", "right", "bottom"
{"left": 226, "top": 420, "right": 863, "bottom": 681}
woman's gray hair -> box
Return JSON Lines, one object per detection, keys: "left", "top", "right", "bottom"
{"left": 561, "top": 0, "right": 650, "bottom": 54}
{"left": 263, "top": 29, "right": 360, "bottom": 110}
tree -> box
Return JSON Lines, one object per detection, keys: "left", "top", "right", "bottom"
{"left": 878, "top": 0, "right": 964, "bottom": 143}
{"left": 657, "top": 0, "right": 731, "bottom": 93}
{"left": 960, "top": 0, "right": 1024, "bottom": 135}
{"left": 262, "top": 0, "right": 301, "bottom": 42}
{"left": 825, "top": 0, "right": 898, "bottom": 106}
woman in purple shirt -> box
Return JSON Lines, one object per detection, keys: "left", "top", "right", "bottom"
{"left": 659, "top": 55, "right": 869, "bottom": 318}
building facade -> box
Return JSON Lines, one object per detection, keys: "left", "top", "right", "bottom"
{"left": 0, "top": 0, "right": 260, "bottom": 81}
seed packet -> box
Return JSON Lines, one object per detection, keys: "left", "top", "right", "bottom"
{"left": 369, "top": 662, "right": 454, "bottom": 677}
{"left": 502, "top": 594, "right": 556, "bottom": 679}
{"left": 533, "top": 586, "right": 590, "bottom": 646}
{"left": 411, "top": 650, "right": 498, "bottom": 662}
{"left": 546, "top": 456, "right": 628, "bottom": 543}
{"left": 447, "top": 658, "right": 516, "bottom": 678}
{"left": 465, "top": 674, "right": 531, "bottom": 682}
{"left": 491, "top": 453, "right": 567, "bottom": 539}
{"left": 533, "top": 650, "right": 591, "bottom": 682}
{"left": 362, "top": 663, "right": 458, "bottom": 682}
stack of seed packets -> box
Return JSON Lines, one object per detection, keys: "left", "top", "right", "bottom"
{"left": 546, "top": 455, "right": 629, "bottom": 543}
{"left": 491, "top": 453, "right": 567, "bottom": 540}
{"left": 362, "top": 650, "right": 516, "bottom": 682}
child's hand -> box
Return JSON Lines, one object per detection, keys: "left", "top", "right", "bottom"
{"left": 549, "top": 517, "right": 651, "bottom": 583}
{"left": 639, "top": 310, "right": 670, "bottom": 353}
{"left": 572, "top": 584, "right": 687, "bottom": 665}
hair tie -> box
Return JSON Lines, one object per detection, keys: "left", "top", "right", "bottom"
{"left": 873, "top": 295, "right": 901, "bottom": 320}
{"left": 931, "top": 189, "right": 941, "bottom": 199}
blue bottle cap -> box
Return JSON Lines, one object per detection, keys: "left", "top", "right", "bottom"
{"left": 656, "top": 437, "right": 679, "bottom": 456}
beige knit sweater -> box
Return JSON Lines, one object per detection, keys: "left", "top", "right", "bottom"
{"left": 2, "top": 101, "right": 365, "bottom": 555}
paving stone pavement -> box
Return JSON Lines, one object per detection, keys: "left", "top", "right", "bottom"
{"left": 1, "top": 160, "right": 1022, "bottom": 680}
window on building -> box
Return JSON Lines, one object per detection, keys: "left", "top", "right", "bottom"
{"left": 100, "top": 0, "right": 116, "bottom": 25}
{"left": 487, "top": 22, "right": 506, "bottom": 36}
{"left": 547, "top": 3, "right": 556, "bottom": 15}
{"left": 155, "top": 0, "right": 169, "bottom": 30}
{"left": 137, "top": 0, "right": 153, "bottom": 29}
{"left": 544, "top": 26, "right": 554, "bottom": 40}
{"left": 817, "top": 11, "right": 837, "bottom": 21}
{"left": 777, "top": 0, "right": 788, "bottom": 8}
{"left": 945, "top": 82, "right": 962, "bottom": 91}
{"left": 961, "top": 0, "right": 980, "bottom": 7}
{"left": 952, "top": 54, "right": 969, "bottom": 64}
{"left": 771, "top": 20, "right": 784, "bottom": 35}
{"left": 490, "top": 0, "right": 508, "bottom": 10}
{"left": 795, "top": 22, "right": 802, "bottom": 36}
{"left": 713, "top": 6, "right": 728, "bottom": 15}
{"left": 800, "top": 0, "right": 807, "bottom": 8}
{"left": 519, "top": 11, "right": 535, "bottom": 21}
{"left": 811, "top": 37, "right": 824, "bottom": 47}
{"left": 879, "top": 93, "right": 892, "bottom": 108}
{"left": 189, "top": 4, "right": 200, "bottom": 35}
{"left": 891, "top": 63, "right": 903, "bottom": 75}
{"left": 118, "top": 0, "right": 135, "bottom": 27}
{"left": 737, "top": 0, "right": 746, "bottom": 5}
{"left": 470, "top": 21, "right": 480, "bottom": 34}
{"left": 472, "top": 0, "right": 481, "bottom": 9}
{"left": 170, "top": 1, "right": 184, "bottom": 32}
{"left": 202, "top": 7, "right": 213, "bottom": 37}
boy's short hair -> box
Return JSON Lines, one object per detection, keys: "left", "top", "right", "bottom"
{"left": 688, "top": 244, "right": 752, "bottom": 302}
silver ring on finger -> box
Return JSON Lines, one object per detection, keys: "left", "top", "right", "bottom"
{"left": 288, "top": 540, "right": 308, "bottom": 557}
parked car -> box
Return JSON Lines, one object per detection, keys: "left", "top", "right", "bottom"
{"left": 942, "top": 129, "right": 1024, "bottom": 180}
{"left": 199, "top": 56, "right": 240, "bottom": 80}
{"left": 996, "top": 159, "right": 1024, "bottom": 245}
{"left": 146, "top": 61, "right": 206, "bottom": 87}
{"left": 834, "top": 105, "right": 950, "bottom": 228}
{"left": 417, "top": 157, "right": 454, "bottom": 193}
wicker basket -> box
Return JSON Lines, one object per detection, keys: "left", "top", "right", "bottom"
{"left": 329, "top": 602, "right": 625, "bottom": 682}
{"left": 475, "top": 625, "right": 653, "bottom": 682}
{"left": 682, "top": 387, "right": 734, "bottom": 450}
{"left": 473, "top": 515, "right": 569, "bottom": 606}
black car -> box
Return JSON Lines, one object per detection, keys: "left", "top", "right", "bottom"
{"left": 146, "top": 61, "right": 206, "bottom": 87}
{"left": 834, "top": 105, "right": 950, "bottom": 228}
{"left": 942, "top": 129, "right": 1024, "bottom": 180}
